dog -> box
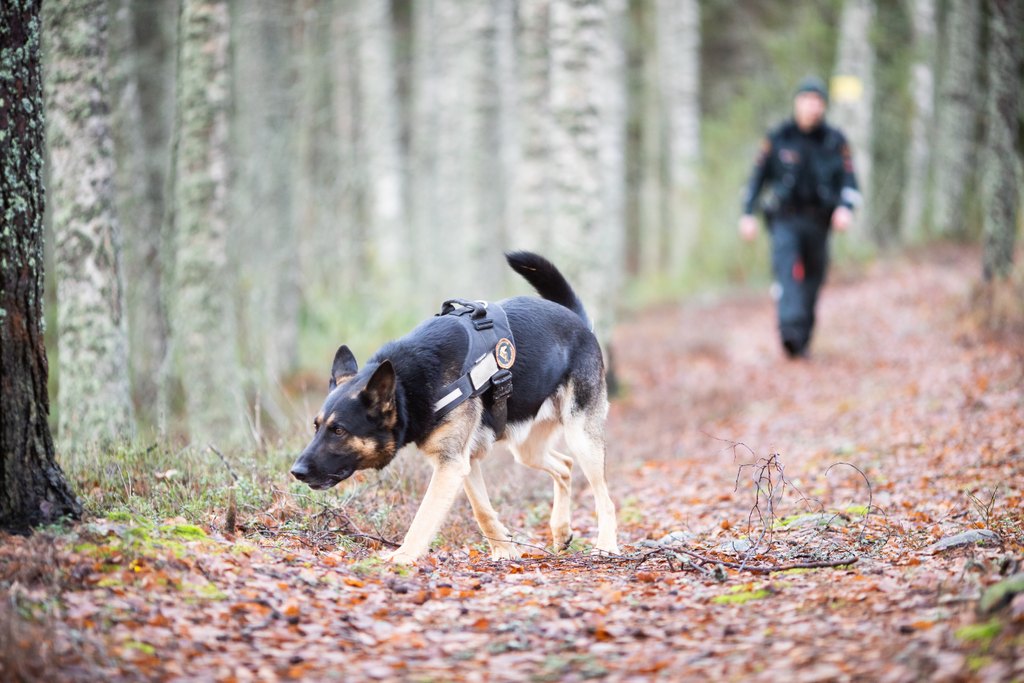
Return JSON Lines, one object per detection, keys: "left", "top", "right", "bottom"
{"left": 290, "top": 252, "right": 619, "bottom": 564}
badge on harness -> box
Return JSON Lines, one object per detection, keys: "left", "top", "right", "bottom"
{"left": 496, "top": 338, "right": 515, "bottom": 369}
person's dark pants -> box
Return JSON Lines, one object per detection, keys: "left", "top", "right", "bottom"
{"left": 769, "top": 213, "right": 830, "bottom": 356}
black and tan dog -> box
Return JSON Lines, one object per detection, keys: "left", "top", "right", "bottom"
{"left": 290, "top": 252, "right": 619, "bottom": 564}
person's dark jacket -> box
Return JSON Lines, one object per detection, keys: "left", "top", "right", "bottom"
{"left": 742, "top": 119, "right": 860, "bottom": 219}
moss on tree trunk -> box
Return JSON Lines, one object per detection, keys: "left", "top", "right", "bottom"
{"left": 0, "top": 0, "right": 82, "bottom": 531}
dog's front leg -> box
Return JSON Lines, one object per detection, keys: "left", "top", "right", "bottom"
{"left": 384, "top": 455, "right": 471, "bottom": 564}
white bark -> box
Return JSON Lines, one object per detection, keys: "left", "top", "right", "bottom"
{"left": 899, "top": 0, "right": 937, "bottom": 244}
{"left": 637, "top": 1, "right": 663, "bottom": 275}
{"left": 108, "top": 0, "right": 175, "bottom": 433}
{"left": 932, "top": 0, "right": 982, "bottom": 239}
{"left": 293, "top": 1, "right": 340, "bottom": 295}
{"left": 548, "top": 0, "right": 626, "bottom": 344}
{"left": 981, "top": 0, "right": 1023, "bottom": 280}
{"left": 353, "top": 0, "right": 407, "bottom": 282}
{"left": 657, "top": 0, "right": 701, "bottom": 277}
{"left": 169, "top": 0, "right": 247, "bottom": 444}
{"left": 410, "top": 0, "right": 512, "bottom": 301}
{"left": 44, "top": 0, "right": 135, "bottom": 446}
{"left": 515, "top": 0, "right": 553, "bottom": 253}
{"left": 830, "top": 0, "right": 875, "bottom": 239}
{"left": 231, "top": 2, "right": 300, "bottom": 394}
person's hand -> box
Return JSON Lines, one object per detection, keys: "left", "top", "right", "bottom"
{"left": 739, "top": 214, "right": 759, "bottom": 241}
{"left": 831, "top": 206, "right": 853, "bottom": 232}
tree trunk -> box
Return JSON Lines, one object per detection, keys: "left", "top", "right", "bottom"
{"left": 830, "top": 0, "right": 875, "bottom": 241}
{"left": 108, "top": 0, "right": 176, "bottom": 433}
{"left": 548, "top": 0, "right": 626, "bottom": 345}
{"left": 229, "top": 2, "right": 300, "bottom": 434}
{"left": 353, "top": 0, "right": 409, "bottom": 286}
{"left": 0, "top": 0, "right": 82, "bottom": 531}
{"left": 515, "top": 0, "right": 553, "bottom": 253}
{"left": 932, "top": 0, "right": 982, "bottom": 240}
{"left": 411, "top": 0, "right": 499, "bottom": 299}
{"left": 898, "top": 0, "right": 937, "bottom": 244}
{"left": 328, "top": 1, "right": 364, "bottom": 296}
{"left": 635, "top": 0, "right": 663, "bottom": 276}
{"left": 293, "top": 0, "right": 339, "bottom": 297}
{"left": 43, "top": 0, "right": 134, "bottom": 447}
{"left": 981, "top": 0, "right": 1023, "bottom": 281}
{"left": 168, "top": 0, "right": 247, "bottom": 445}
{"left": 656, "top": 0, "right": 700, "bottom": 278}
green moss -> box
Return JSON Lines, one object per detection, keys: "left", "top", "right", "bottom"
{"left": 122, "top": 640, "right": 156, "bottom": 656}
{"left": 712, "top": 589, "right": 770, "bottom": 605}
{"left": 955, "top": 620, "right": 1002, "bottom": 648}
{"left": 845, "top": 505, "right": 870, "bottom": 516}
{"left": 159, "top": 524, "right": 207, "bottom": 540}
{"left": 351, "top": 557, "right": 386, "bottom": 576}
{"left": 185, "top": 581, "right": 227, "bottom": 601}
{"left": 966, "top": 655, "right": 992, "bottom": 673}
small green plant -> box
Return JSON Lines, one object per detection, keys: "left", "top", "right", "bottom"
{"left": 712, "top": 584, "right": 772, "bottom": 605}
{"left": 955, "top": 619, "right": 1002, "bottom": 649}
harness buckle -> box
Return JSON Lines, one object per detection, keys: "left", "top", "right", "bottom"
{"left": 473, "top": 318, "right": 494, "bottom": 331}
{"left": 491, "top": 369, "right": 513, "bottom": 400}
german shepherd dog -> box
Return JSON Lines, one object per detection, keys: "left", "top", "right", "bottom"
{"left": 290, "top": 252, "right": 619, "bottom": 564}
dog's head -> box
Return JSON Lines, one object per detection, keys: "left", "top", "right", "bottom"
{"left": 290, "top": 345, "right": 401, "bottom": 490}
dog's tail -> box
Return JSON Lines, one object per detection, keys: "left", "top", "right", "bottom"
{"left": 505, "top": 251, "right": 591, "bottom": 328}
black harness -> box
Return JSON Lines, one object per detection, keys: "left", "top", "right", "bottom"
{"left": 433, "top": 299, "right": 516, "bottom": 437}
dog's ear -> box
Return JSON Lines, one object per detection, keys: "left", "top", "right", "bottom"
{"left": 329, "top": 345, "right": 359, "bottom": 391}
{"left": 362, "top": 360, "right": 396, "bottom": 411}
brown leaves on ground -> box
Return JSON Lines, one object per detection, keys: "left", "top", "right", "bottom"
{"left": 2, "top": 247, "right": 1022, "bottom": 682}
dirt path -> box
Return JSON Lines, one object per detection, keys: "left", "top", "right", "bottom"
{"left": 3, "top": 248, "right": 1022, "bottom": 682}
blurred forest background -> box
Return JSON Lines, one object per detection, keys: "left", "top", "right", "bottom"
{"left": 40, "top": 0, "right": 1022, "bottom": 452}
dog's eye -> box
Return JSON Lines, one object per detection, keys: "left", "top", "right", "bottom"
{"left": 333, "top": 427, "right": 345, "bottom": 437}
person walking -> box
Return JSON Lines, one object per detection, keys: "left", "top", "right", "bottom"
{"left": 739, "top": 76, "right": 861, "bottom": 358}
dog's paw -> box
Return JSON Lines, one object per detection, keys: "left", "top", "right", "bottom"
{"left": 593, "top": 541, "right": 620, "bottom": 556}
{"left": 489, "top": 543, "right": 522, "bottom": 561}
{"left": 383, "top": 547, "right": 420, "bottom": 565}
{"left": 552, "top": 529, "right": 575, "bottom": 552}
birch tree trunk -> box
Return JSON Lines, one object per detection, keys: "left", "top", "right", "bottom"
{"left": 293, "top": 0, "right": 339, "bottom": 296}
{"left": 657, "top": 0, "right": 701, "bottom": 277}
{"left": 43, "top": 0, "right": 134, "bottom": 446}
{"left": 548, "top": 0, "right": 626, "bottom": 344}
{"left": 410, "top": 0, "right": 511, "bottom": 300}
{"left": 898, "top": 0, "right": 937, "bottom": 243}
{"left": 830, "top": 0, "right": 875, "bottom": 241}
{"left": 169, "top": 0, "right": 247, "bottom": 444}
{"left": 0, "top": 0, "right": 82, "bottom": 530}
{"left": 231, "top": 2, "right": 300, "bottom": 402}
{"left": 108, "top": 0, "right": 176, "bottom": 432}
{"left": 635, "top": 0, "right": 663, "bottom": 276}
{"left": 981, "top": 0, "right": 1023, "bottom": 281}
{"left": 932, "top": 0, "right": 982, "bottom": 240}
{"left": 515, "top": 0, "right": 553, "bottom": 253}
{"left": 328, "top": 1, "right": 364, "bottom": 295}
{"left": 353, "top": 0, "right": 408, "bottom": 286}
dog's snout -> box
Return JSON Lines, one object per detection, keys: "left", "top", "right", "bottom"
{"left": 290, "top": 460, "right": 311, "bottom": 481}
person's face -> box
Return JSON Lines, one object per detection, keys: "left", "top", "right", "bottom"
{"left": 793, "top": 92, "right": 827, "bottom": 130}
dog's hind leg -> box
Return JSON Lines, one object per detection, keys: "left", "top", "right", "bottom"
{"left": 563, "top": 417, "right": 619, "bottom": 555}
{"left": 509, "top": 419, "right": 575, "bottom": 551}
{"left": 463, "top": 458, "right": 521, "bottom": 560}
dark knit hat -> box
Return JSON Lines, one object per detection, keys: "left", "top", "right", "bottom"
{"left": 795, "top": 76, "right": 829, "bottom": 103}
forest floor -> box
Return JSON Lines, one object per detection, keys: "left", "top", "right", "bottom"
{"left": 3, "top": 246, "right": 1024, "bottom": 682}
